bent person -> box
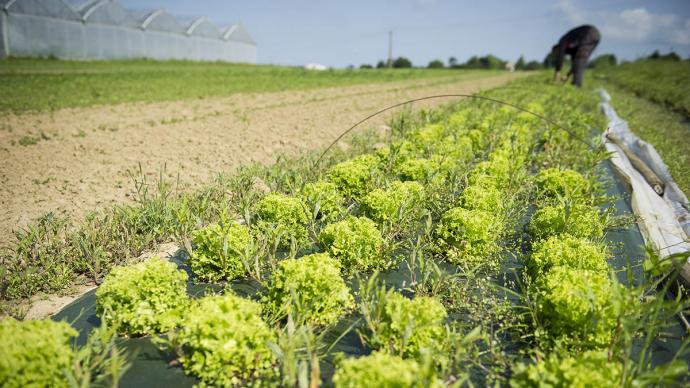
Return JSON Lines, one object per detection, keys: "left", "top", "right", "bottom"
{"left": 552, "top": 25, "right": 600, "bottom": 87}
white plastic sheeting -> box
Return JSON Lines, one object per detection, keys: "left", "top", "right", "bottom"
{"left": 599, "top": 89, "right": 690, "bottom": 283}
{"left": 0, "top": 0, "right": 256, "bottom": 63}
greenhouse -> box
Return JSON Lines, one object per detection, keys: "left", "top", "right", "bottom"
{"left": 0, "top": 0, "right": 256, "bottom": 62}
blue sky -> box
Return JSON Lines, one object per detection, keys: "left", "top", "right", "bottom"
{"left": 120, "top": 0, "right": 690, "bottom": 67}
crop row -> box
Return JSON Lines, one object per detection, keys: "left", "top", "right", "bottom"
{"left": 2, "top": 77, "right": 688, "bottom": 387}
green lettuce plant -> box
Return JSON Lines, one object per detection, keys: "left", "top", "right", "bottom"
{"left": 319, "top": 216, "right": 386, "bottom": 274}
{"left": 396, "top": 153, "right": 466, "bottom": 184}
{"left": 469, "top": 154, "right": 514, "bottom": 188}
{"left": 332, "top": 351, "right": 439, "bottom": 388}
{"left": 535, "top": 266, "right": 615, "bottom": 347}
{"left": 301, "top": 180, "right": 345, "bottom": 222}
{"left": 436, "top": 207, "right": 500, "bottom": 268}
{"left": 510, "top": 350, "right": 622, "bottom": 388}
{"left": 189, "top": 222, "right": 252, "bottom": 282}
{"left": 535, "top": 168, "right": 592, "bottom": 199}
{"left": 529, "top": 203, "right": 605, "bottom": 240}
{"left": 376, "top": 140, "right": 418, "bottom": 170}
{"left": 434, "top": 136, "right": 474, "bottom": 160}
{"left": 362, "top": 181, "right": 426, "bottom": 225}
{"left": 255, "top": 193, "right": 309, "bottom": 247}
{"left": 529, "top": 234, "right": 608, "bottom": 277}
{"left": 460, "top": 181, "right": 504, "bottom": 213}
{"left": 174, "top": 293, "right": 277, "bottom": 386}
{"left": 364, "top": 290, "right": 447, "bottom": 358}
{"left": 327, "top": 154, "right": 381, "bottom": 199}
{"left": 0, "top": 319, "right": 77, "bottom": 388}
{"left": 408, "top": 123, "right": 446, "bottom": 150}
{"left": 263, "top": 253, "right": 354, "bottom": 325}
{"left": 395, "top": 157, "right": 437, "bottom": 182}
{"left": 96, "top": 257, "right": 188, "bottom": 335}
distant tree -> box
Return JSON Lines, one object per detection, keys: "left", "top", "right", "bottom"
{"left": 524, "top": 60, "right": 542, "bottom": 70}
{"left": 392, "top": 56, "right": 413, "bottom": 68}
{"left": 360, "top": 64, "right": 373, "bottom": 69}
{"left": 463, "top": 55, "right": 480, "bottom": 68}
{"left": 515, "top": 56, "right": 526, "bottom": 70}
{"left": 648, "top": 50, "right": 681, "bottom": 61}
{"left": 487, "top": 54, "right": 506, "bottom": 69}
{"left": 457, "top": 54, "right": 506, "bottom": 70}
{"left": 376, "top": 60, "right": 387, "bottom": 69}
{"left": 448, "top": 56, "right": 458, "bottom": 68}
{"left": 347, "top": 64, "right": 355, "bottom": 70}
{"left": 427, "top": 59, "right": 444, "bottom": 69}
{"left": 587, "top": 53, "right": 617, "bottom": 68}
{"left": 662, "top": 51, "right": 681, "bottom": 61}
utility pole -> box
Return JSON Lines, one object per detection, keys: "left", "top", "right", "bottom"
{"left": 387, "top": 30, "right": 393, "bottom": 68}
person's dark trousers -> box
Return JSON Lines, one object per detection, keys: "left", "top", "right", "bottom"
{"left": 571, "top": 42, "right": 598, "bottom": 87}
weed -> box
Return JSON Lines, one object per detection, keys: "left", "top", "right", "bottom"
{"left": 18, "top": 135, "right": 39, "bottom": 146}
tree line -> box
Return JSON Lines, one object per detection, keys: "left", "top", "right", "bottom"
{"left": 355, "top": 49, "right": 687, "bottom": 70}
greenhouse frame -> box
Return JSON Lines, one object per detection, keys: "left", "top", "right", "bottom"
{"left": 0, "top": 0, "right": 257, "bottom": 62}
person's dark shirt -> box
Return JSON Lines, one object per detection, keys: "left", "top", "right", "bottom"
{"left": 553, "top": 25, "right": 600, "bottom": 71}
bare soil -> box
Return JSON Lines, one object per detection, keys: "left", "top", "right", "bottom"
{"left": 0, "top": 73, "right": 525, "bottom": 244}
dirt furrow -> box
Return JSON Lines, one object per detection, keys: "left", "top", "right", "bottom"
{"left": 0, "top": 72, "right": 525, "bottom": 243}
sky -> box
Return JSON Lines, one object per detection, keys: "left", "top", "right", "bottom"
{"left": 119, "top": 0, "right": 690, "bottom": 68}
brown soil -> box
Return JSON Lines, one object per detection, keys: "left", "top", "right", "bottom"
{"left": 0, "top": 72, "right": 525, "bottom": 244}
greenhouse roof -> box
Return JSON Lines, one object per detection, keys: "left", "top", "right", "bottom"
{"left": 3, "top": 0, "right": 255, "bottom": 44}
{"left": 222, "top": 24, "right": 256, "bottom": 45}
{"left": 183, "top": 16, "right": 220, "bottom": 38}
{"left": 63, "top": 0, "right": 94, "bottom": 12}
{"left": 133, "top": 8, "right": 185, "bottom": 33}
{"left": 2, "top": 0, "right": 81, "bottom": 20}
{"left": 79, "top": 0, "right": 137, "bottom": 27}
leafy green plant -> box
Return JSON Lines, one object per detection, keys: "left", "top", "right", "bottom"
{"left": 327, "top": 154, "right": 381, "bottom": 199}
{"left": 332, "top": 351, "right": 439, "bottom": 388}
{"left": 96, "top": 257, "right": 188, "bottom": 335}
{"left": 528, "top": 203, "right": 605, "bottom": 240}
{"left": 534, "top": 168, "right": 592, "bottom": 200}
{"left": 254, "top": 193, "right": 309, "bottom": 248}
{"left": 468, "top": 157, "right": 513, "bottom": 189}
{"left": 301, "top": 180, "right": 345, "bottom": 222}
{"left": 436, "top": 207, "right": 500, "bottom": 269}
{"left": 189, "top": 222, "right": 252, "bottom": 282}
{"left": 510, "top": 350, "right": 622, "bottom": 387}
{"left": 360, "top": 281, "right": 447, "bottom": 358}
{"left": 362, "top": 180, "right": 426, "bottom": 225}
{"left": 0, "top": 319, "right": 77, "bottom": 388}
{"left": 395, "top": 157, "right": 437, "bottom": 182}
{"left": 460, "top": 180, "right": 504, "bottom": 213}
{"left": 534, "top": 266, "right": 615, "bottom": 347}
{"left": 407, "top": 123, "right": 446, "bottom": 150}
{"left": 528, "top": 234, "right": 608, "bottom": 277}
{"left": 263, "top": 253, "right": 354, "bottom": 325}
{"left": 319, "top": 216, "right": 386, "bottom": 274}
{"left": 376, "top": 139, "right": 420, "bottom": 172}
{"left": 171, "top": 293, "right": 278, "bottom": 386}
